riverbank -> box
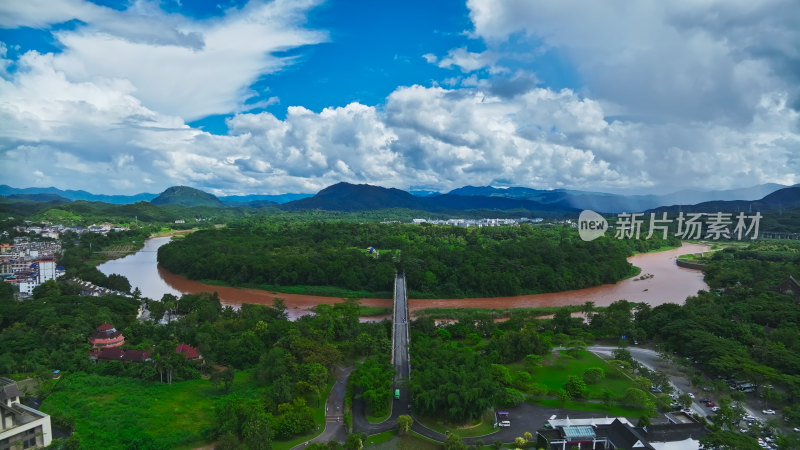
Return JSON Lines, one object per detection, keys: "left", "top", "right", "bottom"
{"left": 103, "top": 239, "right": 710, "bottom": 319}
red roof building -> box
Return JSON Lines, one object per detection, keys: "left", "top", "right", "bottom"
{"left": 89, "top": 323, "right": 125, "bottom": 349}
{"left": 176, "top": 344, "right": 203, "bottom": 361}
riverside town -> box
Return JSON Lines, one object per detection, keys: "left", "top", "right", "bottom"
{"left": 1, "top": 1, "right": 799, "bottom": 449}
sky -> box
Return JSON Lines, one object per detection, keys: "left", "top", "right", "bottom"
{"left": 0, "top": 0, "right": 798, "bottom": 196}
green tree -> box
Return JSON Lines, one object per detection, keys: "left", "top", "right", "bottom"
{"left": 444, "top": 433, "right": 467, "bottom": 450}
{"left": 0, "top": 282, "right": 15, "bottom": 303}
{"left": 396, "top": 415, "right": 413, "bottom": 435}
{"left": 582, "top": 367, "right": 605, "bottom": 385}
{"left": 700, "top": 430, "right": 760, "bottom": 449}
{"left": 563, "top": 376, "right": 587, "bottom": 399}
{"left": 677, "top": 393, "right": 693, "bottom": 409}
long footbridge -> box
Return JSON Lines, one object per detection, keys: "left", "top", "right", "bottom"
{"left": 390, "top": 273, "right": 410, "bottom": 414}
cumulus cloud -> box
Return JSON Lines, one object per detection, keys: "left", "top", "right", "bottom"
{"left": 3, "top": 0, "right": 325, "bottom": 120}
{"left": 0, "top": 0, "right": 798, "bottom": 196}
{"left": 466, "top": 0, "right": 800, "bottom": 124}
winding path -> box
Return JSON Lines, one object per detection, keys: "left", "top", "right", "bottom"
{"left": 291, "top": 366, "right": 352, "bottom": 449}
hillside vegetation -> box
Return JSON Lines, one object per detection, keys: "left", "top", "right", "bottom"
{"left": 157, "top": 222, "right": 675, "bottom": 298}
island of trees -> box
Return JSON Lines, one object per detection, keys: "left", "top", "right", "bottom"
{"left": 157, "top": 221, "right": 676, "bottom": 298}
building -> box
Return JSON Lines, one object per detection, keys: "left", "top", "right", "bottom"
{"left": 92, "top": 348, "right": 151, "bottom": 363}
{"left": 775, "top": 275, "right": 800, "bottom": 297}
{"left": 536, "top": 415, "right": 707, "bottom": 450}
{"left": 89, "top": 323, "right": 125, "bottom": 350}
{"left": 0, "top": 378, "right": 52, "bottom": 449}
{"left": 175, "top": 344, "right": 203, "bottom": 362}
{"left": 35, "top": 261, "right": 55, "bottom": 285}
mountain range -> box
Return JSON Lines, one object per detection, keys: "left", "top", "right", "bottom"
{"left": 0, "top": 185, "right": 311, "bottom": 205}
{"left": 446, "top": 183, "right": 790, "bottom": 213}
{"left": 2, "top": 182, "right": 797, "bottom": 215}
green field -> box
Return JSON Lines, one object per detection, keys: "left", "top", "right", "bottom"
{"left": 527, "top": 350, "right": 631, "bottom": 396}
{"left": 41, "top": 370, "right": 332, "bottom": 449}
{"left": 415, "top": 410, "right": 498, "bottom": 438}
{"left": 520, "top": 349, "right": 653, "bottom": 416}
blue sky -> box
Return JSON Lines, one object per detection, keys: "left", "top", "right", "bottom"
{"left": 0, "top": 0, "right": 798, "bottom": 195}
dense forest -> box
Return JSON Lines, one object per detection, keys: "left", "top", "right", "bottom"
{"left": 0, "top": 280, "right": 392, "bottom": 448}
{"left": 157, "top": 222, "right": 675, "bottom": 298}
{"left": 552, "top": 240, "right": 800, "bottom": 447}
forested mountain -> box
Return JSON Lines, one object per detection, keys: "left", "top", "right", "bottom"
{"left": 151, "top": 186, "right": 226, "bottom": 207}
{"left": 282, "top": 182, "right": 424, "bottom": 211}
{"left": 0, "top": 184, "right": 157, "bottom": 204}
{"left": 648, "top": 187, "right": 800, "bottom": 214}
{"left": 280, "top": 182, "right": 579, "bottom": 215}
{"left": 448, "top": 183, "right": 789, "bottom": 213}
{"left": 220, "top": 193, "right": 312, "bottom": 204}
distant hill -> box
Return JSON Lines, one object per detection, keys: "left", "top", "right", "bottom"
{"left": 219, "top": 193, "right": 312, "bottom": 205}
{"left": 448, "top": 183, "right": 789, "bottom": 213}
{"left": 0, "top": 185, "right": 157, "bottom": 204}
{"left": 151, "top": 186, "right": 225, "bottom": 208}
{"left": 282, "top": 182, "right": 425, "bottom": 211}
{"left": 648, "top": 186, "right": 800, "bottom": 214}
{"left": 409, "top": 190, "right": 440, "bottom": 197}
{"left": 281, "top": 182, "right": 578, "bottom": 215}
{"left": 4, "top": 193, "right": 72, "bottom": 203}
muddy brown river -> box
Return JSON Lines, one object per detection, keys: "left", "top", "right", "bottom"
{"left": 99, "top": 238, "right": 709, "bottom": 319}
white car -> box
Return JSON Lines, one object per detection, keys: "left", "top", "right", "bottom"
{"left": 688, "top": 393, "right": 695, "bottom": 399}
{"left": 499, "top": 420, "right": 511, "bottom": 427}
{"left": 711, "top": 406, "right": 720, "bottom": 412}
{"left": 762, "top": 409, "right": 776, "bottom": 415}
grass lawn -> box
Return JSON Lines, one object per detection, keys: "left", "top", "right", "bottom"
{"left": 367, "top": 409, "right": 392, "bottom": 424}
{"left": 519, "top": 350, "right": 652, "bottom": 417}
{"left": 529, "top": 350, "right": 631, "bottom": 398}
{"left": 41, "top": 370, "right": 335, "bottom": 449}
{"left": 42, "top": 371, "right": 260, "bottom": 448}
{"left": 415, "top": 412, "right": 498, "bottom": 438}
{"left": 365, "top": 430, "right": 397, "bottom": 446}
{"left": 534, "top": 398, "right": 649, "bottom": 418}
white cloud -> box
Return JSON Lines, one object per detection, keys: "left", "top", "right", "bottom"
{"left": 433, "top": 47, "right": 498, "bottom": 73}
{"left": 0, "top": 0, "right": 798, "bottom": 196}
{"left": 466, "top": 0, "right": 800, "bottom": 124}
{"left": 3, "top": 0, "right": 325, "bottom": 120}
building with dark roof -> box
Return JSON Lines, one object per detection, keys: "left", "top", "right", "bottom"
{"left": 0, "top": 378, "right": 52, "bottom": 449}
{"left": 91, "top": 348, "right": 151, "bottom": 363}
{"left": 775, "top": 275, "right": 800, "bottom": 297}
{"left": 537, "top": 416, "right": 707, "bottom": 450}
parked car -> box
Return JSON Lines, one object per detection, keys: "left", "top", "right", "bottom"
{"left": 711, "top": 406, "right": 720, "bottom": 412}
{"left": 762, "top": 409, "right": 776, "bottom": 415}
{"left": 499, "top": 420, "right": 511, "bottom": 427}
{"left": 651, "top": 386, "right": 662, "bottom": 393}
{"left": 705, "top": 401, "right": 716, "bottom": 407}
{"left": 688, "top": 393, "right": 695, "bottom": 399}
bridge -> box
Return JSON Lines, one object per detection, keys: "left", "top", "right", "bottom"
{"left": 391, "top": 273, "right": 410, "bottom": 410}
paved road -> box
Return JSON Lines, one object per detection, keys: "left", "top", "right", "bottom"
{"left": 354, "top": 274, "right": 412, "bottom": 434}
{"left": 589, "top": 345, "right": 766, "bottom": 424}
{"left": 393, "top": 273, "right": 410, "bottom": 402}
{"left": 292, "top": 366, "right": 352, "bottom": 449}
